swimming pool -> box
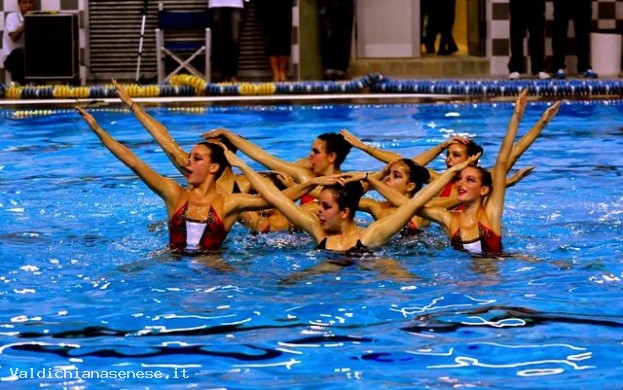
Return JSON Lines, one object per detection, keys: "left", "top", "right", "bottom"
{"left": 1, "top": 100, "right": 622, "bottom": 388}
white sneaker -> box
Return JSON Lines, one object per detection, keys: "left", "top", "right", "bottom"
{"left": 509, "top": 72, "right": 521, "bottom": 80}
{"left": 537, "top": 71, "right": 551, "bottom": 80}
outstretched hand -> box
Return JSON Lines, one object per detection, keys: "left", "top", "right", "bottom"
{"left": 309, "top": 173, "right": 346, "bottom": 187}
{"left": 506, "top": 166, "right": 535, "bottom": 188}
{"left": 443, "top": 135, "right": 471, "bottom": 148}
{"left": 111, "top": 79, "right": 133, "bottom": 106}
{"left": 513, "top": 88, "right": 529, "bottom": 115}
{"left": 541, "top": 101, "right": 560, "bottom": 125}
{"left": 201, "top": 127, "right": 230, "bottom": 139}
{"left": 449, "top": 152, "right": 480, "bottom": 173}
{"left": 339, "top": 128, "right": 365, "bottom": 149}
{"left": 215, "top": 141, "right": 240, "bottom": 165}
{"left": 75, "top": 106, "right": 99, "bottom": 130}
{"left": 272, "top": 171, "right": 296, "bottom": 188}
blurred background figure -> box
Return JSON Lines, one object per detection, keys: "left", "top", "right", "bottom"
{"left": 551, "top": 0, "right": 598, "bottom": 79}
{"left": 257, "top": 0, "right": 293, "bottom": 81}
{"left": 318, "top": 0, "right": 355, "bottom": 80}
{"left": 209, "top": 0, "right": 245, "bottom": 82}
{"left": 438, "top": 0, "right": 458, "bottom": 55}
{"left": 507, "top": 0, "right": 550, "bottom": 79}
{"left": 2, "top": 0, "right": 35, "bottom": 84}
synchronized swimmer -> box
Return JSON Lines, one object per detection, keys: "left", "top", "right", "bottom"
{"left": 76, "top": 84, "right": 559, "bottom": 257}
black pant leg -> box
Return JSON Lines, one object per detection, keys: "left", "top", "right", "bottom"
{"left": 508, "top": 0, "right": 527, "bottom": 73}
{"left": 552, "top": 0, "right": 570, "bottom": 70}
{"left": 572, "top": 0, "right": 592, "bottom": 72}
{"left": 526, "top": 0, "right": 546, "bottom": 74}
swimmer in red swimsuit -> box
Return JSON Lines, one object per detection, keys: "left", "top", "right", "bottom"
{"left": 340, "top": 98, "right": 558, "bottom": 207}
{"left": 113, "top": 79, "right": 250, "bottom": 196}
{"left": 76, "top": 106, "right": 341, "bottom": 253}
{"left": 417, "top": 89, "right": 560, "bottom": 256}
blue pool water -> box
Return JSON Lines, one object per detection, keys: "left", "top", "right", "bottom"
{"left": 1, "top": 100, "right": 622, "bottom": 388}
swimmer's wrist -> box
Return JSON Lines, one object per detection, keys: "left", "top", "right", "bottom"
{"left": 130, "top": 102, "right": 135, "bottom": 112}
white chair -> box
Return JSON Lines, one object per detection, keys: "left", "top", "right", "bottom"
{"left": 155, "top": 3, "right": 211, "bottom": 83}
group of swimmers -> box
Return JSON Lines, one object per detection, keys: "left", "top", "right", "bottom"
{"left": 75, "top": 82, "right": 560, "bottom": 258}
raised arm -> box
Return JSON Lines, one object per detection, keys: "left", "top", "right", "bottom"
{"left": 112, "top": 79, "right": 189, "bottom": 174}
{"left": 340, "top": 128, "right": 403, "bottom": 164}
{"left": 76, "top": 106, "right": 181, "bottom": 216}
{"left": 507, "top": 101, "right": 560, "bottom": 172}
{"left": 505, "top": 166, "right": 535, "bottom": 188}
{"left": 204, "top": 128, "right": 313, "bottom": 183}
{"left": 223, "top": 149, "right": 327, "bottom": 243}
{"left": 361, "top": 155, "right": 478, "bottom": 248}
{"left": 411, "top": 136, "right": 469, "bottom": 166}
{"left": 487, "top": 89, "right": 529, "bottom": 233}
{"left": 367, "top": 175, "right": 410, "bottom": 207}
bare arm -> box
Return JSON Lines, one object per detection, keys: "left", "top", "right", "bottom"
{"left": 505, "top": 166, "right": 535, "bottom": 188}
{"left": 357, "top": 197, "right": 385, "bottom": 220}
{"left": 9, "top": 24, "right": 25, "bottom": 42}
{"left": 340, "top": 128, "right": 403, "bottom": 164}
{"left": 224, "top": 150, "right": 328, "bottom": 243}
{"left": 113, "top": 79, "right": 189, "bottom": 174}
{"left": 487, "top": 89, "right": 528, "bottom": 233}
{"left": 204, "top": 128, "right": 313, "bottom": 183}
{"left": 507, "top": 101, "right": 560, "bottom": 172}
{"left": 76, "top": 106, "right": 181, "bottom": 216}
{"left": 361, "top": 155, "right": 478, "bottom": 248}
{"left": 411, "top": 136, "right": 470, "bottom": 166}
{"left": 367, "top": 176, "right": 410, "bottom": 207}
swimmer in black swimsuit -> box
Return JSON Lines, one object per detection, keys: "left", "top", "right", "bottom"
{"left": 224, "top": 147, "right": 477, "bottom": 252}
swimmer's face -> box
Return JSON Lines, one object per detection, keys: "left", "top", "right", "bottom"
{"left": 445, "top": 143, "right": 469, "bottom": 168}
{"left": 309, "top": 138, "right": 335, "bottom": 176}
{"left": 455, "top": 166, "right": 489, "bottom": 201}
{"left": 19, "top": 0, "right": 34, "bottom": 14}
{"left": 316, "top": 189, "right": 346, "bottom": 232}
{"left": 384, "top": 161, "right": 415, "bottom": 196}
{"left": 185, "top": 144, "right": 215, "bottom": 185}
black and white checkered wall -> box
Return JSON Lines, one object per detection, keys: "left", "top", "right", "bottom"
{"left": 488, "top": 0, "right": 623, "bottom": 75}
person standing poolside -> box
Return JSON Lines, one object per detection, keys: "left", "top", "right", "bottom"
{"left": 257, "top": 0, "right": 293, "bottom": 81}
{"left": 2, "top": 0, "right": 34, "bottom": 84}
{"left": 437, "top": 0, "right": 459, "bottom": 55}
{"left": 551, "top": 0, "right": 598, "bottom": 79}
{"left": 417, "top": 90, "right": 560, "bottom": 256}
{"left": 225, "top": 147, "right": 476, "bottom": 252}
{"left": 75, "top": 107, "right": 339, "bottom": 253}
{"left": 318, "top": 0, "right": 354, "bottom": 80}
{"left": 209, "top": 0, "right": 244, "bottom": 82}
{"left": 508, "top": 0, "right": 550, "bottom": 80}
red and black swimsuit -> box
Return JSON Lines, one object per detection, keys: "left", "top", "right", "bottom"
{"left": 168, "top": 202, "right": 228, "bottom": 252}
{"left": 450, "top": 223, "right": 502, "bottom": 255}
